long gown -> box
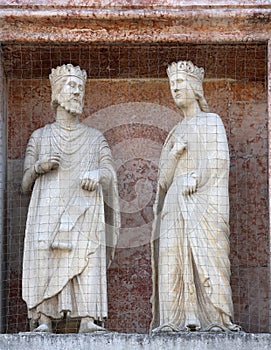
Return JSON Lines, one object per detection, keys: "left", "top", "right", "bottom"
{"left": 22, "top": 122, "right": 120, "bottom": 321}
{"left": 151, "top": 112, "right": 235, "bottom": 332}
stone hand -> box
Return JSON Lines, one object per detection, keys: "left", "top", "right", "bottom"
{"left": 81, "top": 178, "right": 99, "bottom": 191}
{"left": 171, "top": 140, "right": 187, "bottom": 157}
{"left": 182, "top": 173, "right": 198, "bottom": 196}
{"left": 35, "top": 154, "right": 60, "bottom": 174}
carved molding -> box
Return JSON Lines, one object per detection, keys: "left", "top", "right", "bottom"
{"left": 0, "top": 2, "right": 271, "bottom": 43}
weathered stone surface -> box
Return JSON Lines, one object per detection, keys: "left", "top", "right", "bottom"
{"left": 0, "top": 2, "right": 271, "bottom": 43}
{"left": 1, "top": 1, "right": 270, "bottom": 336}
{"left": 1, "top": 332, "right": 271, "bottom": 350}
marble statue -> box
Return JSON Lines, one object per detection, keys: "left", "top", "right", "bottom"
{"left": 22, "top": 64, "right": 120, "bottom": 333}
{"left": 150, "top": 61, "right": 240, "bottom": 333}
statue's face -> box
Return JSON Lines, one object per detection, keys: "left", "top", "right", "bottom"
{"left": 56, "top": 76, "right": 85, "bottom": 116}
{"left": 169, "top": 73, "right": 196, "bottom": 109}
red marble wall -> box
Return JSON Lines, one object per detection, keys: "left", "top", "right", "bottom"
{"left": 4, "top": 43, "right": 268, "bottom": 333}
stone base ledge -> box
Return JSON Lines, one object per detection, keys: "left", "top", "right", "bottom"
{"left": 0, "top": 332, "right": 271, "bottom": 350}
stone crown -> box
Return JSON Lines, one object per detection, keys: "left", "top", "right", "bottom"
{"left": 167, "top": 61, "right": 205, "bottom": 82}
{"left": 49, "top": 64, "right": 87, "bottom": 86}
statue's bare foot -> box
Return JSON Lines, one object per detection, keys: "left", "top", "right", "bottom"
{"left": 79, "top": 318, "right": 106, "bottom": 333}
{"left": 228, "top": 323, "right": 242, "bottom": 332}
{"left": 222, "top": 315, "right": 242, "bottom": 332}
{"left": 33, "top": 324, "right": 52, "bottom": 333}
{"left": 33, "top": 314, "right": 52, "bottom": 333}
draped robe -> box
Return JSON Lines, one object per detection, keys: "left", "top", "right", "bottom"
{"left": 22, "top": 122, "right": 120, "bottom": 321}
{"left": 151, "top": 112, "right": 235, "bottom": 331}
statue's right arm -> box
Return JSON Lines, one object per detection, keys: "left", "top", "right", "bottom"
{"left": 158, "top": 152, "right": 179, "bottom": 191}
{"left": 21, "top": 135, "right": 60, "bottom": 193}
{"left": 158, "top": 141, "right": 187, "bottom": 191}
{"left": 21, "top": 134, "right": 39, "bottom": 194}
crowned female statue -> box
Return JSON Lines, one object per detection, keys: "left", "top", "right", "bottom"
{"left": 150, "top": 61, "right": 240, "bottom": 333}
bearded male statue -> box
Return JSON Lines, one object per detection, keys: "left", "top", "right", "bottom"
{"left": 22, "top": 64, "right": 120, "bottom": 333}
{"left": 151, "top": 61, "right": 240, "bottom": 333}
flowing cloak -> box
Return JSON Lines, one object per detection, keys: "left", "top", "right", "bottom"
{"left": 22, "top": 122, "right": 120, "bottom": 320}
{"left": 151, "top": 112, "right": 234, "bottom": 331}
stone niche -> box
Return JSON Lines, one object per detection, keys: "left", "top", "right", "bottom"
{"left": 2, "top": 42, "right": 268, "bottom": 334}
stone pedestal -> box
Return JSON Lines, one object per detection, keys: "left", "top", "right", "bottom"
{"left": 1, "top": 333, "right": 271, "bottom": 350}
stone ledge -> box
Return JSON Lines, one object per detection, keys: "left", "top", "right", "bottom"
{"left": 0, "top": 4, "right": 271, "bottom": 43}
{"left": 1, "top": 332, "right": 271, "bottom": 350}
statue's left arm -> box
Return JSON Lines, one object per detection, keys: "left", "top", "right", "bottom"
{"left": 98, "top": 140, "right": 116, "bottom": 190}
{"left": 80, "top": 138, "right": 116, "bottom": 192}
{"left": 197, "top": 116, "right": 229, "bottom": 191}
{"left": 187, "top": 115, "right": 229, "bottom": 203}
{"left": 98, "top": 137, "right": 120, "bottom": 268}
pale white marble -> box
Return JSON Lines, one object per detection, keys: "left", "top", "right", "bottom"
{"left": 151, "top": 61, "right": 240, "bottom": 333}
{"left": 22, "top": 64, "right": 120, "bottom": 333}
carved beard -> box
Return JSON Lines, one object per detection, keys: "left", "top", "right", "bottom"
{"left": 58, "top": 99, "right": 83, "bottom": 116}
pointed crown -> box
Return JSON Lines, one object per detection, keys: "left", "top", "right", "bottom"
{"left": 49, "top": 64, "right": 87, "bottom": 87}
{"left": 166, "top": 61, "right": 205, "bottom": 82}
